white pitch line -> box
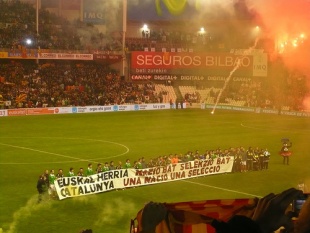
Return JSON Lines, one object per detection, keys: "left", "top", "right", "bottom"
{"left": 181, "top": 179, "right": 263, "bottom": 198}
{"left": 1, "top": 142, "right": 262, "bottom": 197}
{"left": 240, "top": 123, "right": 310, "bottom": 133}
{"left": 0, "top": 142, "right": 95, "bottom": 163}
{"left": 241, "top": 123, "right": 279, "bottom": 131}
{"left": 0, "top": 137, "right": 130, "bottom": 165}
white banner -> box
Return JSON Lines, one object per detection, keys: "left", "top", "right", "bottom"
{"left": 0, "top": 109, "right": 7, "bottom": 117}
{"left": 134, "top": 104, "right": 170, "bottom": 111}
{"left": 1, "top": 104, "right": 173, "bottom": 117}
{"left": 55, "top": 157, "right": 234, "bottom": 200}
{"left": 253, "top": 53, "right": 267, "bottom": 77}
{"left": 38, "top": 53, "right": 93, "bottom": 60}
{"left": 54, "top": 107, "right": 73, "bottom": 114}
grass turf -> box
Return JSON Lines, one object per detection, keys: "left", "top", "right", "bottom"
{"left": 0, "top": 109, "right": 310, "bottom": 233}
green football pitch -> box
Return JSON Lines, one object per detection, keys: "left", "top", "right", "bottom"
{"left": 0, "top": 109, "right": 309, "bottom": 233}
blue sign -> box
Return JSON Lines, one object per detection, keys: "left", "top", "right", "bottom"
{"left": 134, "top": 105, "right": 139, "bottom": 111}
{"left": 113, "top": 105, "right": 119, "bottom": 111}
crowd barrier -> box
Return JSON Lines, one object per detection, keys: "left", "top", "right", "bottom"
{"left": 201, "top": 104, "right": 310, "bottom": 118}
{"left": 1, "top": 103, "right": 309, "bottom": 117}
{"left": 0, "top": 104, "right": 174, "bottom": 117}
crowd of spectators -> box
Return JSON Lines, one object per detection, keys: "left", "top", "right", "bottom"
{"left": 0, "top": 59, "right": 308, "bottom": 111}
{"left": 0, "top": 0, "right": 116, "bottom": 51}
{"left": 0, "top": 0, "right": 258, "bottom": 53}
{"left": 201, "top": 76, "right": 307, "bottom": 111}
{"left": 0, "top": 1, "right": 308, "bottom": 111}
{"left": 215, "top": 81, "right": 266, "bottom": 107}
{"left": 125, "top": 26, "right": 227, "bottom": 53}
{"left": 139, "top": 187, "right": 310, "bottom": 233}
{"left": 0, "top": 60, "right": 163, "bottom": 108}
{"left": 0, "top": 0, "right": 222, "bottom": 53}
{"left": 184, "top": 91, "right": 201, "bottom": 104}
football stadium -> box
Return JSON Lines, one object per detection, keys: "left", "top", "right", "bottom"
{"left": 0, "top": 1, "right": 310, "bottom": 233}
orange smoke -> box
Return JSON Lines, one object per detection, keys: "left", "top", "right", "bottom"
{"left": 250, "top": 0, "right": 310, "bottom": 76}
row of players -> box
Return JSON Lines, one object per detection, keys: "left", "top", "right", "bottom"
{"left": 45, "top": 146, "right": 271, "bottom": 183}
{"left": 37, "top": 147, "right": 271, "bottom": 201}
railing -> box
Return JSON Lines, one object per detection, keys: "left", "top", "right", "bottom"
{"left": 0, "top": 48, "right": 123, "bottom": 55}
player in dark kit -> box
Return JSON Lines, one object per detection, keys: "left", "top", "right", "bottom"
{"left": 280, "top": 138, "right": 292, "bottom": 165}
{"left": 36, "top": 174, "right": 47, "bottom": 203}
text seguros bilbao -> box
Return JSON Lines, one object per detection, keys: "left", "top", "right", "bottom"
{"left": 132, "top": 52, "right": 252, "bottom": 69}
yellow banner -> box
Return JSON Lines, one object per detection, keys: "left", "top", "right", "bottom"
{"left": 0, "top": 52, "right": 8, "bottom": 58}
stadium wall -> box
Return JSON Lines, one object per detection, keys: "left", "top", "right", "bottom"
{"left": 0, "top": 104, "right": 309, "bottom": 118}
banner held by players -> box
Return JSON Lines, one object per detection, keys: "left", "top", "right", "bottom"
{"left": 55, "top": 157, "right": 234, "bottom": 200}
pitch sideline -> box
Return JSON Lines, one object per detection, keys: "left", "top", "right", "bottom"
{"left": 0, "top": 137, "right": 130, "bottom": 165}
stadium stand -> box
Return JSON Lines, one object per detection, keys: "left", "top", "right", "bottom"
{"left": 154, "top": 84, "right": 177, "bottom": 104}
{"left": 0, "top": 1, "right": 308, "bottom": 111}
